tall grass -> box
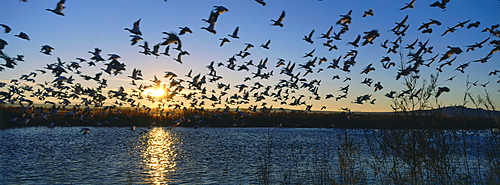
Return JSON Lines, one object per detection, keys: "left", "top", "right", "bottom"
{"left": 257, "top": 128, "right": 274, "bottom": 185}
{"left": 253, "top": 128, "right": 499, "bottom": 184}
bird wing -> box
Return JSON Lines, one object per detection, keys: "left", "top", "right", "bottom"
{"left": 278, "top": 11, "right": 285, "bottom": 22}
{"left": 347, "top": 9, "right": 352, "bottom": 16}
{"left": 265, "top": 39, "right": 271, "bottom": 46}
{"left": 325, "top": 26, "right": 333, "bottom": 35}
{"left": 401, "top": 15, "right": 409, "bottom": 24}
{"left": 308, "top": 29, "right": 314, "bottom": 38}
{"left": 153, "top": 44, "right": 160, "bottom": 52}
{"left": 133, "top": 19, "right": 141, "bottom": 29}
{"left": 207, "top": 11, "right": 219, "bottom": 23}
{"left": 56, "top": 0, "right": 65, "bottom": 11}
{"left": 478, "top": 37, "right": 490, "bottom": 45}
{"left": 353, "top": 35, "right": 361, "bottom": 43}
{"left": 232, "top": 26, "right": 239, "bottom": 36}
{"left": 429, "top": 1, "right": 441, "bottom": 7}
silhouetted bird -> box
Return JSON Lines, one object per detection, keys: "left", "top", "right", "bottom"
{"left": 46, "top": 0, "right": 65, "bottom": 16}
{"left": 436, "top": 87, "right": 450, "bottom": 97}
{"left": 219, "top": 38, "right": 230, "bottom": 47}
{"left": 40, "top": 45, "right": 54, "bottom": 55}
{"left": 125, "top": 19, "right": 142, "bottom": 35}
{"left": 400, "top": 0, "right": 416, "bottom": 10}
{"left": 303, "top": 29, "right": 314, "bottom": 44}
{"left": 14, "top": 32, "right": 30, "bottom": 40}
{"left": 347, "top": 35, "right": 360, "bottom": 47}
{"left": 271, "top": 11, "right": 285, "bottom": 27}
{"left": 362, "top": 8, "right": 374, "bottom": 17}
{"left": 228, "top": 26, "right": 240, "bottom": 39}
{"left": 179, "top": 26, "right": 193, "bottom": 35}
{"left": 260, "top": 39, "right": 271, "bottom": 49}
{"left": 430, "top": 0, "right": 451, "bottom": 11}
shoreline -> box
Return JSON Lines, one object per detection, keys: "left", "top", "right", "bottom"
{"left": 2, "top": 106, "right": 499, "bottom": 130}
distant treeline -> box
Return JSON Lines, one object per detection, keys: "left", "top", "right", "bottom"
{"left": 1, "top": 106, "right": 498, "bottom": 130}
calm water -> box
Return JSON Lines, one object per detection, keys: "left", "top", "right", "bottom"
{"left": 0, "top": 127, "right": 496, "bottom": 184}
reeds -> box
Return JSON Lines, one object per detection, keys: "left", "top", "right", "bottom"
{"left": 251, "top": 128, "right": 499, "bottom": 184}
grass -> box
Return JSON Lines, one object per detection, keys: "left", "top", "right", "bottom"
{"left": 251, "top": 128, "right": 499, "bottom": 184}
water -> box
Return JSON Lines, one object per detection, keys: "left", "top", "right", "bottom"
{"left": 0, "top": 127, "right": 497, "bottom": 184}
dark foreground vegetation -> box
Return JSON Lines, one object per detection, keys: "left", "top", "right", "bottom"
{"left": 1, "top": 105, "right": 498, "bottom": 130}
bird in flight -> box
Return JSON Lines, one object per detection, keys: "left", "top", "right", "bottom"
{"left": 219, "top": 38, "right": 230, "bottom": 47}
{"left": 436, "top": 87, "right": 450, "bottom": 97}
{"left": 271, "top": 11, "right": 285, "bottom": 27}
{"left": 125, "top": 19, "right": 142, "bottom": 36}
{"left": 319, "top": 26, "right": 333, "bottom": 39}
{"left": 14, "top": 32, "right": 30, "bottom": 40}
{"left": 260, "top": 39, "right": 271, "bottom": 49}
{"left": 228, "top": 26, "right": 240, "bottom": 39}
{"left": 347, "top": 35, "right": 361, "bottom": 48}
{"left": 430, "top": 0, "right": 451, "bottom": 11}
{"left": 129, "top": 35, "right": 142, "bottom": 46}
{"left": 179, "top": 26, "right": 193, "bottom": 35}
{"left": 400, "top": 0, "right": 417, "bottom": 10}
{"left": 303, "top": 29, "right": 314, "bottom": 44}
{"left": 40, "top": 45, "right": 55, "bottom": 55}
{"left": 336, "top": 10, "right": 352, "bottom": 25}
{"left": 362, "top": 8, "right": 374, "bottom": 17}
{"left": 46, "top": 0, "right": 65, "bottom": 16}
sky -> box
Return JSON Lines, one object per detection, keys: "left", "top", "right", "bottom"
{"left": 0, "top": 0, "right": 499, "bottom": 112}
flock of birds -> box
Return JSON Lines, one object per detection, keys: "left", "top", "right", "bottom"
{"left": 1, "top": 0, "right": 499, "bottom": 128}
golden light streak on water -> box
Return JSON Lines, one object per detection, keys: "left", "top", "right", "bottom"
{"left": 141, "top": 127, "right": 178, "bottom": 184}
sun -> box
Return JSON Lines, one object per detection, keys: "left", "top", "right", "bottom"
{"left": 144, "top": 87, "right": 165, "bottom": 97}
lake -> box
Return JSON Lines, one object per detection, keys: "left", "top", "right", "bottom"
{"left": 1, "top": 127, "right": 498, "bottom": 184}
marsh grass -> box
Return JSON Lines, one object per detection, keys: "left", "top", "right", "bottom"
{"left": 333, "top": 130, "right": 366, "bottom": 184}
{"left": 484, "top": 131, "right": 500, "bottom": 184}
{"left": 257, "top": 129, "right": 274, "bottom": 185}
{"left": 252, "top": 128, "right": 499, "bottom": 185}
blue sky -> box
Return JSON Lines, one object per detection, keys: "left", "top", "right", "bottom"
{"left": 1, "top": 0, "right": 498, "bottom": 112}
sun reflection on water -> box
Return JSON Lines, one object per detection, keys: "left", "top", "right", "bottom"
{"left": 141, "top": 127, "right": 179, "bottom": 184}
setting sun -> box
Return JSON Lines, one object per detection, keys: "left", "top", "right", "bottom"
{"left": 145, "top": 88, "right": 166, "bottom": 98}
